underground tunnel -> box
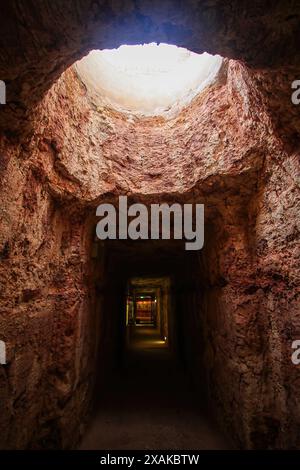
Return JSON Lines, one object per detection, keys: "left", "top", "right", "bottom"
{"left": 0, "top": 0, "right": 299, "bottom": 455}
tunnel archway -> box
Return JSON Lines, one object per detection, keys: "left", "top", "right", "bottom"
{"left": 84, "top": 236, "right": 232, "bottom": 450}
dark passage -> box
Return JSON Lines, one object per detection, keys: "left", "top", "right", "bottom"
{"left": 79, "top": 239, "right": 231, "bottom": 449}
{"left": 80, "top": 325, "right": 230, "bottom": 450}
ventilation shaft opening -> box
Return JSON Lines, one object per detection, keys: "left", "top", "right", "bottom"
{"left": 75, "top": 43, "right": 223, "bottom": 117}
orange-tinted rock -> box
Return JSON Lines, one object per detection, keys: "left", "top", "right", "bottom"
{"left": 0, "top": 1, "right": 299, "bottom": 450}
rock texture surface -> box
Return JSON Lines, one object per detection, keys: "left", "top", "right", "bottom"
{"left": 1, "top": 0, "right": 300, "bottom": 135}
{"left": 0, "top": 0, "right": 299, "bottom": 450}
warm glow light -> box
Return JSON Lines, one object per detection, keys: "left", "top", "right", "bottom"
{"left": 75, "top": 43, "right": 223, "bottom": 116}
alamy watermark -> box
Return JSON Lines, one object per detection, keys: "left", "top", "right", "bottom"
{"left": 0, "top": 340, "right": 6, "bottom": 365}
{"left": 0, "top": 80, "right": 6, "bottom": 104}
{"left": 95, "top": 196, "right": 204, "bottom": 250}
{"left": 291, "top": 340, "right": 300, "bottom": 365}
{"left": 291, "top": 80, "right": 300, "bottom": 105}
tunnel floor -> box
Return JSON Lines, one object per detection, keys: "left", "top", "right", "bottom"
{"left": 79, "top": 327, "right": 232, "bottom": 450}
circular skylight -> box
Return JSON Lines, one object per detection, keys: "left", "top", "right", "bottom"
{"left": 75, "top": 43, "right": 223, "bottom": 117}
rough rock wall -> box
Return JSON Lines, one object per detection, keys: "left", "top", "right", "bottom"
{"left": 0, "top": 17, "right": 299, "bottom": 449}
{"left": 184, "top": 67, "right": 300, "bottom": 448}
{"left": 0, "top": 137, "right": 102, "bottom": 447}
{"left": 180, "top": 138, "right": 299, "bottom": 450}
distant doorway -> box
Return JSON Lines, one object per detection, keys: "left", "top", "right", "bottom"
{"left": 125, "top": 276, "right": 170, "bottom": 350}
{"left": 135, "top": 295, "right": 156, "bottom": 326}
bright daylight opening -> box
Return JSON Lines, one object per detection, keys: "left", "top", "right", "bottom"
{"left": 75, "top": 43, "right": 223, "bottom": 117}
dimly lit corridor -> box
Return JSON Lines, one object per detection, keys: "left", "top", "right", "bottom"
{"left": 80, "top": 326, "right": 230, "bottom": 450}
{"left": 0, "top": 1, "right": 300, "bottom": 455}
{"left": 80, "top": 240, "right": 231, "bottom": 450}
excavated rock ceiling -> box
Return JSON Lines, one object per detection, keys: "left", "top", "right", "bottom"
{"left": 1, "top": 0, "right": 300, "bottom": 134}
{"left": 0, "top": 1, "right": 298, "bottom": 212}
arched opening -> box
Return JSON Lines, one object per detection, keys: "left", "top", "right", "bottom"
{"left": 74, "top": 43, "right": 222, "bottom": 116}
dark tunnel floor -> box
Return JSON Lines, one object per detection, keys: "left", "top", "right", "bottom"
{"left": 79, "top": 328, "right": 232, "bottom": 450}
